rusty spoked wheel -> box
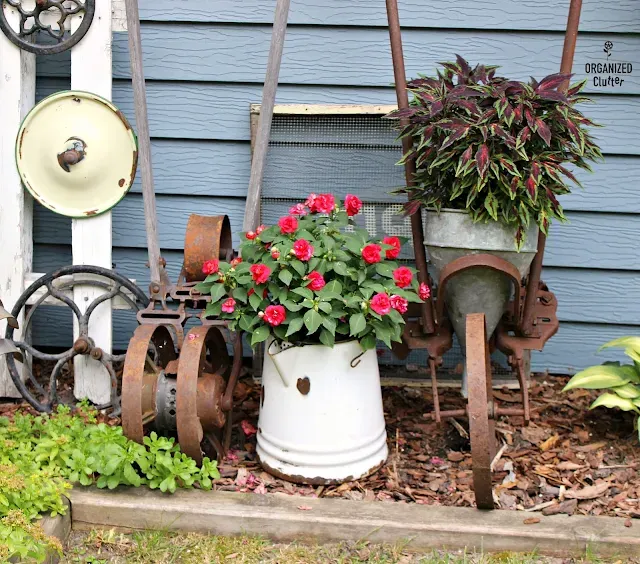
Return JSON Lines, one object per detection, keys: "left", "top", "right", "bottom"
{"left": 121, "top": 325, "right": 178, "bottom": 443}
{"left": 4, "top": 265, "right": 149, "bottom": 413}
{"left": 466, "top": 312, "right": 497, "bottom": 510}
{"left": 176, "top": 325, "right": 237, "bottom": 464}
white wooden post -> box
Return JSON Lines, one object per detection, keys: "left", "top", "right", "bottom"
{"left": 0, "top": 6, "right": 35, "bottom": 397}
{"left": 70, "top": 0, "right": 114, "bottom": 404}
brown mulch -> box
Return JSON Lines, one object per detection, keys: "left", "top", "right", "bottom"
{"left": 220, "top": 374, "right": 640, "bottom": 518}
{"left": 2, "top": 371, "right": 639, "bottom": 519}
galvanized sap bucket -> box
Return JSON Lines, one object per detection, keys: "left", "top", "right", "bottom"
{"left": 424, "top": 209, "right": 539, "bottom": 396}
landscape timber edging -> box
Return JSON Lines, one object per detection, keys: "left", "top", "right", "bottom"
{"left": 69, "top": 486, "right": 640, "bottom": 558}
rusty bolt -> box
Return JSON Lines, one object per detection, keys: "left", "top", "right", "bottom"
{"left": 149, "top": 282, "right": 160, "bottom": 294}
{"left": 73, "top": 338, "right": 90, "bottom": 354}
{"left": 90, "top": 348, "right": 103, "bottom": 360}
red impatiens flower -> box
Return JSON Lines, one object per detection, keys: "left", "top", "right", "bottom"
{"left": 246, "top": 231, "right": 257, "bottom": 240}
{"left": 306, "top": 271, "right": 325, "bottom": 291}
{"left": 250, "top": 263, "right": 271, "bottom": 284}
{"left": 312, "top": 193, "right": 335, "bottom": 214}
{"left": 362, "top": 243, "right": 382, "bottom": 264}
{"left": 289, "top": 203, "right": 308, "bottom": 216}
{"left": 263, "top": 305, "right": 286, "bottom": 326}
{"left": 419, "top": 282, "right": 431, "bottom": 301}
{"left": 393, "top": 266, "right": 413, "bottom": 289}
{"left": 344, "top": 194, "right": 363, "bottom": 216}
{"left": 230, "top": 257, "right": 242, "bottom": 267}
{"left": 278, "top": 216, "right": 298, "bottom": 234}
{"left": 202, "top": 259, "right": 219, "bottom": 275}
{"left": 271, "top": 247, "right": 280, "bottom": 259}
{"left": 382, "top": 236, "right": 401, "bottom": 259}
{"left": 221, "top": 297, "right": 236, "bottom": 313}
{"left": 256, "top": 224, "right": 266, "bottom": 235}
{"left": 293, "top": 239, "right": 314, "bottom": 261}
{"left": 370, "top": 293, "right": 391, "bottom": 316}
{"left": 390, "top": 294, "right": 408, "bottom": 314}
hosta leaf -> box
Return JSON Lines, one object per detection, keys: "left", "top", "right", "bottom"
{"left": 612, "top": 383, "right": 640, "bottom": 399}
{"left": 562, "top": 364, "right": 634, "bottom": 392}
{"left": 599, "top": 336, "right": 640, "bottom": 355}
{"left": 590, "top": 393, "right": 640, "bottom": 413}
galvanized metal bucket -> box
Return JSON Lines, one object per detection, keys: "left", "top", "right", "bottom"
{"left": 424, "top": 209, "right": 539, "bottom": 396}
{"left": 256, "top": 339, "right": 388, "bottom": 484}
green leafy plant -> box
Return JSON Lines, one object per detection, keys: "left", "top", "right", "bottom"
{"left": 196, "top": 193, "right": 426, "bottom": 350}
{"left": 563, "top": 336, "right": 640, "bottom": 439}
{"left": 385, "top": 55, "right": 603, "bottom": 248}
{"left": 0, "top": 510, "right": 63, "bottom": 563}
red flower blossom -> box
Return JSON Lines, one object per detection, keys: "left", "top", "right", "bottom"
{"left": 230, "top": 257, "right": 242, "bottom": 267}
{"left": 311, "top": 193, "right": 335, "bottom": 214}
{"left": 344, "top": 194, "right": 363, "bottom": 216}
{"left": 250, "top": 263, "right": 271, "bottom": 284}
{"left": 293, "top": 239, "right": 314, "bottom": 261}
{"left": 202, "top": 259, "right": 219, "bottom": 275}
{"left": 393, "top": 266, "right": 413, "bottom": 288}
{"left": 307, "top": 271, "right": 325, "bottom": 291}
{"left": 263, "top": 305, "right": 286, "bottom": 326}
{"left": 271, "top": 247, "right": 280, "bottom": 259}
{"left": 246, "top": 231, "right": 257, "bottom": 240}
{"left": 370, "top": 293, "right": 391, "bottom": 316}
{"left": 278, "top": 216, "right": 298, "bottom": 234}
{"left": 390, "top": 295, "right": 408, "bottom": 314}
{"left": 362, "top": 243, "right": 382, "bottom": 264}
{"left": 289, "top": 203, "right": 308, "bottom": 216}
{"left": 256, "top": 224, "right": 266, "bottom": 235}
{"left": 221, "top": 297, "right": 236, "bottom": 313}
{"left": 382, "top": 236, "right": 401, "bottom": 259}
{"left": 419, "top": 282, "right": 431, "bottom": 301}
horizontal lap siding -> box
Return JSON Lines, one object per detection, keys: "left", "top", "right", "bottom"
{"left": 33, "top": 0, "right": 640, "bottom": 372}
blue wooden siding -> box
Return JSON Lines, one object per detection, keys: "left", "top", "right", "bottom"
{"left": 33, "top": 0, "right": 640, "bottom": 373}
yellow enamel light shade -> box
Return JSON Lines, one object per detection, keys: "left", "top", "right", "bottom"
{"left": 16, "top": 91, "right": 138, "bottom": 218}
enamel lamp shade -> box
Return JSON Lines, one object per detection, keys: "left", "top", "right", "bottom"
{"left": 16, "top": 91, "right": 138, "bottom": 218}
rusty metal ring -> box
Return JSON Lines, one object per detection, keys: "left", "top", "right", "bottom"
{"left": 466, "top": 312, "right": 496, "bottom": 510}
{"left": 176, "top": 325, "right": 231, "bottom": 464}
{"left": 183, "top": 215, "right": 233, "bottom": 283}
{"left": 121, "top": 325, "right": 177, "bottom": 443}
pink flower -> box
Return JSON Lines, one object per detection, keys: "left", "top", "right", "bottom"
{"left": 246, "top": 231, "right": 257, "bottom": 240}
{"left": 289, "top": 203, "right": 308, "bottom": 216}
{"left": 221, "top": 297, "right": 236, "bottom": 313}
{"left": 278, "top": 216, "right": 298, "bottom": 234}
{"left": 202, "top": 259, "right": 219, "bottom": 275}
{"left": 307, "top": 271, "right": 325, "bottom": 291}
{"left": 362, "top": 243, "right": 382, "bottom": 264}
{"left": 305, "top": 193, "right": 318, "bottom": 209}
{"left": 419, "top": 282, "right": 431, "bottom": 301}
{"left": 393, "top": 266, "right": 413, "bottom": 288}
{"left": 311, "top": 193, "right": 335, "bottom": 214}
{"left": 271, "top": 247, "right": 280, "bottom": 259}
{"left": 230, "top": 257, "right": 242, "bottom": 267}
{"left": 256, "top": 224, "right": 266, "bottom": 235}
{"left": 241, "top": 420, "right": 257, "bottom": 437}
{"left": 264, "top": 305, "right": 286, "bottom": 326}
{"left": 293, "top": 239, "right": 314, "bottom": 261}
{"left": 370, "top": 293, "right": 391, "bottom": 315}
{"left": 250, "top": 263, "right": 271, "bottom": 284}
{"left": 382, "top": 236, "right": 401, "bottom": 259}
{"left": 390, "top": 295, "right": 408, "bottom": 314}
{"left": 344, "top": 194, "right": 363, "bottom": 216}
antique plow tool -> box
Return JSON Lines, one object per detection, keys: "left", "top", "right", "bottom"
{"left": 386, "top": 0, "right": 582, "bottom": 509}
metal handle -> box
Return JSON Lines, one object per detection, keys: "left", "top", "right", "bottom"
{"left": 57, "top": 138, "right": 86, "bottom": 172}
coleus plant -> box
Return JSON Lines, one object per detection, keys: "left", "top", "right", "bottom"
{"left": 385, "top": 55, "right": 603, "bottom": 248}
{"left": 195, "top": 194, "right": 427, "bottom": 350}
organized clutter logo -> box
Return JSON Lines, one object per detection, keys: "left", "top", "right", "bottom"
{"left": 585, "top": 41, "right": 633, "bottom": 88}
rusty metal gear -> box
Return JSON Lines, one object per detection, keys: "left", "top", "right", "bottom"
{"left": 466, "top": 312, "right": 497, "bottom": 510}
{"left": 176, "top": 325, "right": 236, "bottom": 464}
{"left": 121, "top": 325, "right": 178, "bottom": 443}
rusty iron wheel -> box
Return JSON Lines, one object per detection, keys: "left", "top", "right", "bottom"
{"left": 176, "top": 325, "right": 232, "bottom": 465}
{"left": 466, "top": 312, "right": 497, "bottom": 510}
{"left": 121, "top": 325, "right": 178, "bottom": 443}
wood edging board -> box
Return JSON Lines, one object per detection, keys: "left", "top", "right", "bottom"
{"left": 250, "top": 103, "right": 396, "bottom": 115}
{"left": 69, "top": 487, "right": 640, "bottom": 558}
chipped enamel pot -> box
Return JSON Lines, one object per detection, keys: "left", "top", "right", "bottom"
{"left": 256, "top": 339, "right": 388, "bottom": 484}
{"left": 16, "top": 91, "right": 137, "bottom": 218}
{"left": 424, "top": 208, "right": 539, "bottom": 397}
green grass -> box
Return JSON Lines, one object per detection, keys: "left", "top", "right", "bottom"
{"left": 61, "top": 530, "right": 634, "bottom": 564}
